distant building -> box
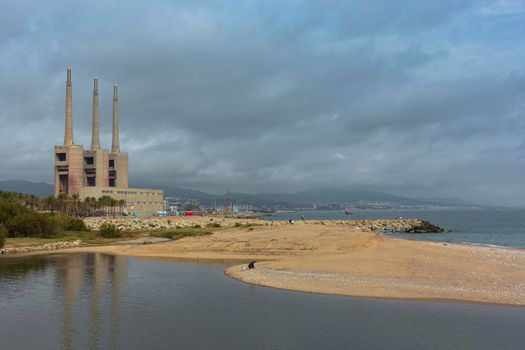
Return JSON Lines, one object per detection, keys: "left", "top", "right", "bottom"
{"left": 54, "top": 67, "right": 163, "bottom": 215}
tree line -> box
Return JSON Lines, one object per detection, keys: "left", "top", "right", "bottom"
{"left": 0, "top": 191, "right": 126, "bottom": 217}
{"left": 0, "top": 191, "right": 126, "bottom": 247}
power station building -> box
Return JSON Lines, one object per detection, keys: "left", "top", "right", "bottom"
{"left": 54, "top": 67, "right": 164, "bottom": 215}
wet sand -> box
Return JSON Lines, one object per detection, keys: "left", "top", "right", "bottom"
{"left": 59, "top": 221, "right": 525, "bottom": 306}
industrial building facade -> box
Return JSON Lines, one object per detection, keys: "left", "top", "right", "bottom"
{"left": 54, "top": 67, "right": 164, "bottom": 215}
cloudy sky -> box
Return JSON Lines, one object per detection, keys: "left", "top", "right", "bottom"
{"left": 0, "top": 0, "right": 524, "bottom": 205}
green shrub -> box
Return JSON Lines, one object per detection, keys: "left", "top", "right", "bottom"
{"left": 0, "top": 225, "right": 6, "bottom": 248}
{"left": 192, "top": 224, "right": 201, "bottom": 228}
{"left": 206, "top": 222, "right": 222, "bottom": 228}
{"left": 52, "top": 214, "right": 87, "bottom": 231}
{"left": 0, "top": 201, "right": 29, "bottom": 225}
{"left": 99, "top": 223, "right": 120, "bottom": 238}
{"left": 65, "top": 217, "right": 87, "bottom": 231}
{"left": 7, "top": 213, "right": 59, "bottom": 238}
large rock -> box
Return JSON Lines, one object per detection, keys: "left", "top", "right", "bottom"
{"left": 345, "top": 219, "right": 445, "bottom": 233}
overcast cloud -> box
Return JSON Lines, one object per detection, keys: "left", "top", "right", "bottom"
{"left": 0, "top": 0, "right": 524, "bottom": 205}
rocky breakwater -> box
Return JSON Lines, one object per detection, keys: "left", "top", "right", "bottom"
{"left": 344, "top": 219, "right": 446, "bottom": 233}
{"left": 83, "top": 216, "right": 262, "bottom": 232}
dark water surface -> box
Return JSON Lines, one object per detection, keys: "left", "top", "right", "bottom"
{"left": 1, "top": 253, "right": 524, "bottom": 350}
{"left": 267, "top": 209, "right": 525, "bottom": 248}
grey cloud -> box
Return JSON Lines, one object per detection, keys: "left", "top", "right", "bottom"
{"left": 0, "top": 0, "right": 524, "bottom": 206}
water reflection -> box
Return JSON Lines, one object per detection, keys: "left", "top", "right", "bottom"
{"left": 52, "top": 253, "right": 127, "bottom": 350}
{"left": 55, "top": 254, "right": 83, "bottom": 350}
{"left": 0, "top": 255, "right": 48, "bottom": 279}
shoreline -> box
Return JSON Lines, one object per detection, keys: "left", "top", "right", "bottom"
{"left": 224, "top": 267, "right": 525, "bottom": 308}
{"left": 378, "top": 231, "right": 525, "bottom": 251}
{"left": 2, "top": 220, "right": 525, "bottom": 306}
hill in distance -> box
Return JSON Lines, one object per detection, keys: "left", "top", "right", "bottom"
{"left": 160, "top": 185, "right": 478, "bottom": 209}
{"left": 0, "top": 180, "right": 54, "bottom": 198}
{"left": 0, "top": 180, "right": 478, "bottom": 209}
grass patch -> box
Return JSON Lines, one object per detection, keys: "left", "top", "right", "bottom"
{"left": 149, "top": 227, "right": 215, "bottom": 240}
{"left": 233, "top": 222, "right": 262, "bottom": 228}
{"left": 6, "top": 231, "right": 94, "bottom": 248}
{"left": 4, "top": 230, "right": 143, "bottom": 248}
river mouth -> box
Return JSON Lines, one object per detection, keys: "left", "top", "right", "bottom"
{"left": 1, "top": 252, "right": 525, "bottom": 350}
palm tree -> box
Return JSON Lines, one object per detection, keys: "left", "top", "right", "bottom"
{"left": 89, "top": 197, "right": 97, "bottom": 216}
{"left": 118, "top": 199, "right": 126, "bottom": 215}
{"left": 110, "top": 198, "right": 118, "bottom": 217}
{"left": 81, "top": 197, "right": 93, "bottom": 217}
{"left": 43, "top": 196, "right": 58, "bottom": 212}
{"left": 71, "top": 194, "right": 80, "bottom": 217}
{"left": 97, "top": 196, "right": 113, "bottom": 216}
{"left": 56, "top": 193, "right": 68, "bottom": 214}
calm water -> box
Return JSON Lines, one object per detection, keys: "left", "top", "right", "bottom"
{"left": 266, "top": 209, "right": 525, "bottom": 248}
{"left": 1, "top": 253, "right": 525, "bottom": 350}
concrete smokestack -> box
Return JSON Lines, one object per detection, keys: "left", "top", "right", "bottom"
{"left": 91, "top": 77, "right": 100, "bottom": 150}
{"left": 64, "top": 66, "right": 74, "bottom": 146}
{"left": 111, "top": 83, "right": 120, "bottom": 153}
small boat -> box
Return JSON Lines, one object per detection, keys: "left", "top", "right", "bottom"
{"left": 344, "top": 208, "right": 352, "bottom": 215}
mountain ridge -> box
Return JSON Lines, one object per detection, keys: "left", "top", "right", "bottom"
{"left": 0, "top": 180, "right": 480, "bottom": 208}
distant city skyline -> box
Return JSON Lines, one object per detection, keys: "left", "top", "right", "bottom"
{"left": 0, "top": 1, "right": 524, "bottom": 206}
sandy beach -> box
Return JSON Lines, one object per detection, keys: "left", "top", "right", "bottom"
{"left": 56, "top": 220, "right": 525, "bottom": 306}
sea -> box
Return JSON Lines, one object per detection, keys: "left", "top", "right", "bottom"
{"left": 265, "top": 209, "right": 525, "bottom": 248}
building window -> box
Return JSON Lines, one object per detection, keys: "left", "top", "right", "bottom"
{"left": 56, "top": 153, "right": 66, "bottom": 161}
{"left": 84, "top": 157, "right": 94, "bottom": 165}
{"left": 109, "top": 159, "right": 115, "bottom": 167}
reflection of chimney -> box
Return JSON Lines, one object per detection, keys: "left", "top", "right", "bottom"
{"left": 57, "top": 254, "right": 84, "bottom": 350}
{"left": 111, "top": 83, "right": 120, "bottom": 153}
{"left": 64, "top": 66, "right": 74, "bottom": 146}
{"left": 91, "top": 77, "right": 100, "bottom": 150}
{"left": 89, "top": 254, "right": 108, "bottom": 350}
{"left": 109, "top": 255, "right": 127, "bottom": 349}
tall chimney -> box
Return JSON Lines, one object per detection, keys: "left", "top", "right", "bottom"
{"left": 64, "top": 66, "right": 74, "bottom": 146}
{"left": 91, "top": 77, "right": 100, "bottom": 150}
{"left": 111, "top": 83, "right": 120, "bottom": 153}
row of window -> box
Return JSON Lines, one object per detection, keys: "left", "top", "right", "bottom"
{"left": 128, "top": 202, "right": 164, "bottom": 205}
{"left": 85, "top": 158, "right": 114, "bottom": 166}
{"left": 56, "top": 153, "right": 116, "bottom": 167}
{"left": 101, "top": 190, "right": 162, "bottom": 196}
